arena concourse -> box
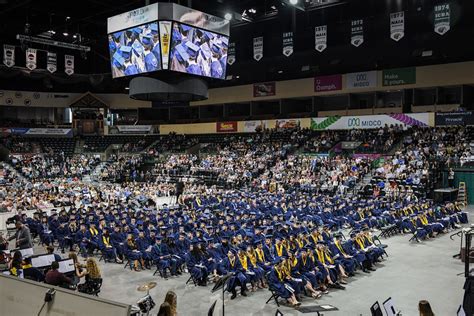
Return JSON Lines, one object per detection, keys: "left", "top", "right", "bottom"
{"left": 0, "top": 1, "right": 474, "bottom": 316}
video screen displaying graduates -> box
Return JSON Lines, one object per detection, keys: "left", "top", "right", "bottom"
{"left": 108, "top": 21, "right": 161, "bottom": 78}
{"left": 170, "top": 22, "right": 229, "bottom": 80}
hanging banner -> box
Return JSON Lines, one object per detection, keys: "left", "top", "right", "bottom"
{"left": 253, "top": 82, "right": 276, "bottom": 97}
{"left": 346, "top": 71, "right": 377, "bottom": 89}
{"left": 65, "top": 55, "right": 74, "bottom": 75}
{"left": 3, "top": 45, "right": 15, "bottom": 67}
{"left": 227, "top": 42, "right": 236, "bottom": 65}
{"left": 382, "top": 67, "right": 416, "bottom": 86}
{"left": 311, "top": 113, "right": 433, "bottom": 130}
{"left": 390, "top": 11, "right": 405, "bottom": 41}
{"left": 159, "top": 21, "right": 172, "bottom": 70}
{"left": 46, "top": 52, "right": 57, "bottom": 73}
{"left": 435, "top": 112, "right": 474, "bottom": 126}
{"left": 282, "top": 32, "right": 293, "bottom": 57}
{"left": 434, "top": 3, "right": 451, "bottom": 35}
{"left": 253, "top": 37, "right": 263, "bottom": 61}
{"left": 351, "top": 19, "right": 364, "bottom": 47}
{"left": 315, "top": 25, "right": 327, "bottom": 52}
{"left": 25, "top": 48, "right": 37, "bottom": 70}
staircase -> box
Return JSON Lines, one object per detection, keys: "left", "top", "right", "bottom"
{"left": 74, "top": 139, "right": 84, "bottom": 154}
{"left": 457, "top": 182, "right": 467, "bottom": 206}
{"left": 0, "top": 161, "right": 28, "bottom": 183}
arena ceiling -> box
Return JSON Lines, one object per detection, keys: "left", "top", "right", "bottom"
{"left": 0, "top": 0, "right": 473, "bottom": 93}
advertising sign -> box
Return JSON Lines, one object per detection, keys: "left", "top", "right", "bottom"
{"left": 254, "top": 82, "right": 276, "bottom": 97}
{"left": 382, "top": 67, "right": 416, "bottom": 86}
{"left": 216, "top": 121, "right": 237, "bottom": 133}
{"left": 346, "top": 71, "right": 377, "bottom": 89}
{"left": 116, "top": 125, "right": 152, "bottom": 133}
{"left": 314, "top": 74, "right": 342, "bottom": 92}
{"left": 311, "top": 113, "right": 432, "bottom": 130}
{"left": 244, "top": 120, "right": 267, "bottom": 133}
{"left": 435, "top": 112, "right": 474, "bottom": 126}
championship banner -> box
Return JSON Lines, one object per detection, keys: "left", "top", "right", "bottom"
{"left": 47, "top": 52, "right": 57, "bottom": 73}
{"left": 244, "top": 120, "right": 267, "bottom": 133}
{"left": 346, "top": 71, "right": 377, "bottom": 89}
{"left": 390, "top": 11, "right": 405, "bottom": 41}
{"left": 315, "top": 25, "right": 327, "bottom": 52}
{"left": 253, "top": 37, "right": 263, "bottom": 61}
{"left": 216, "top": 121, "right": 237, "bottom": 133}
{"left": 282, "top": 32, "right": 293, "bottom": 57}
{"left": 435, "top": 112, "right": 474, "bottom": 126}
{"left": 434, "top": 3, "right": 450, "bottom": 35}
{"left": 116, "top": 125, "right": 152, "bottom": 133}
{"left": 253, "top": 82, "right": 276, "bottom": 97}
{"left": 351, "top": 19, "right": 364, "bottom": 47}
{"left": 25, "top": 48, "right": 37, "bottom": 70}
{"left": 159, "top": 21, "right": 172, "bottom": 70}
{"left": 65, "top": 55, "right": 74, "bottom": 75}
{"left": 227, "top": 42, "right": 236, "bottom": 65}
{"left": 3, "top": 45, "right": 15, "bottom": 67}
{"left": 311, "top": 113, "right": 433, "bottom": 130}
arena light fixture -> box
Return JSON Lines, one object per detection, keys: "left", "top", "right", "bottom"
{"left": 289, "top": 0, "right": 298, "bottom": 5}
{"left": 224, "top": 12, "right": 232, "bottom": 20}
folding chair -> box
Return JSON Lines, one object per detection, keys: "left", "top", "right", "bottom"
{"left": 265, "top": 287, "right": 281, "bottom": 307}
{"left": 370, "top": 301, "right": 383, "bottom": 316}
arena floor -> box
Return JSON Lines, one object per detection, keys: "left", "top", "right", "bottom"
{"left": 65, "top": 207, "right": 472, "bottom": 316}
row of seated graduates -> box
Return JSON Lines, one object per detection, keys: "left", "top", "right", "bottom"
{"left": 12, "top": 193, "right": 469, "bottom": 306}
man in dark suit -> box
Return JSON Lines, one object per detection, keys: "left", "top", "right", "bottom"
{"left": 8, "top": 221, "right": 32, "bottom": 249}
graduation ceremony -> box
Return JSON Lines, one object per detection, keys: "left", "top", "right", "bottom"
{"left": 0, "top": 1, "right": 474, "bottom": 316}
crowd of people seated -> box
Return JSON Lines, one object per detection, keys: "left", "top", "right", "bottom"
{"left": 8, "top": 153, "right": 100, "bottom": 180}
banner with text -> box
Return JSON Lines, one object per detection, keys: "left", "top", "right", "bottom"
{"left": 390, "top": 11, "right": 405, "bottom": 41}
{"left": 275, "top": 119, "right": 301, "bottom": 129}
{"left": 24, "top": 128, "right": 73, "bottom": 136}
{"left": 216, "top": 121, "right": 237, "bottom": 133}
{"left": 435, "top": 112, "right": 474, "bottom": 126}
{"left": 227, "top": 42, "right": 236, "bottom": 65}
{"left": 65, "top": 55, "right": 74, "bottom": 75}
{"left": 47, "top": 52, "right": 57, "bottom": 73}
{"left": 346, "top": 71, "right": 377, "bottom": 89}
{"left": 282, "top": 32, "right": 294, "bottom": 57}
{"left": 351, "top": 19, "right": 364, "bottom": 47}
{"left": 382, "top": 67, "right": 416, "bottom": 86}
{"left": 311, "top": 113, "right": 433, "bottom": 130}
{"left": 254, "top": 82, "right": 276, "bottom": 97}
{"left": 3, "top": 45, "right": 15, "bottom": 67}
{"left": 243, "top": 120, "right": 268, "bottom": 133}
{"left": 434, "top": 3, "right": 450, "bottom": 35}
{"left": 314, "top": 74, "right": 342, "bottom": 92}
{"left": 26, "top": 48, "right": 37, "bottom": 70}
{"left": 315, "top": 25, "right": 327, "bottom": 52}
{"left": 253, "top": 37, "right": 263, "bottom": 61}
{"left": 116, "top": 125, "right": 152, "bottom": 133}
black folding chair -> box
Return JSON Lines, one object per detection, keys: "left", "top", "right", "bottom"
{"left": 266, "top": 287, "right": 281, "bottom": 307}
{"left": 370, "top": 301, "right": 383, "bottom": 316}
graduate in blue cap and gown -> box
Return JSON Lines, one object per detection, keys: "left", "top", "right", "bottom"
{"left": 222, "top": 249, "right": 248, "bottom": 300}
{"left": 246, "top": 243, "right": 267, "bottom": 290}
{"left": 185, "top": 240, "right": 208, "bottom": 286}
{"left": 329, "top": 233, "right": 357, "bottom": 276}
{"left": 120, "top": 46, "right": 140, "bottom": 76}
{"left": 142, "top": 35, "right": 159, "bottom": 72}
{"left": 267, "top": 257, "right": 301, "bottom": 307}
{"left": 184, "top": 41, "right": 202, "bottom": 76}
{"left": 210, "top": 43, "right": 224, "bottom": 79}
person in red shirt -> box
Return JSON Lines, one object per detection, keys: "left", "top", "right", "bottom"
{"left": 45, "top": 261, "right": 72, "bottom": 287}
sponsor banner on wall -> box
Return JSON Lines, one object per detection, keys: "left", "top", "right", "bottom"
{"left": 47, "top": 52, "right": 57, "bottom": 73}
{"left": 3, "top": 45, "right": 15, "bottom": 67}
{"left": 346, "top": 71, "right": 377, "bottom": 89}
{"left": 275, "top": 119, "right": 301, "bottom": 129}
{"left": 25, "top": 48, "right": 37, "bottom": 70}
{"left": 315, "top": 25, "right": 327, "bottom": 52}
{"left": 159, "top": 21, "right": 172, "bottom": 70}
{"left": 435, "top": 112, "right": 474, "bottom": 126}
{"left": 253, "top": 37, "right": 263, "bottom": 61}
{"left": 314, "top": 74, "right": 342, "bottom": 92}
{"left": 351, "top": 19, "right": 364, "bottom": 47}
{"left": 434, "top": 3, "right": 451, "bottom": 35}
{"left": 311, "top": 113, "right": 433, "bottom": 130}
{"left": 216, "top": 121, "right": 237, "bottom": 133}
{"left": 282, "top": 32, "right": 293, "bottom": 57}
{"left": 243, "top": 120, "right": 267, "bottom": 133}
{"left": 227, "top": 42, "right": 236, "bottom": 65}
{"left": 24, "top": 128, "right": 73, "bottom": 136}
{"left": 382, "top": 67, "right": 416, "bottom": 86}
{"left": 116, "top": 125, "right": 152, "bottom": 133}
{"left": 390, "top": 11, "right": 405, "bottom": 41}
{"left": 65, "top": 55, "right": 74, "bottom": 75}
{"left": 253, "top": 82, "right": 276, "bottom": 97}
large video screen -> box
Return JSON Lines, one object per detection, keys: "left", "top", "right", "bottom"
{"left": 108, "top": 21, "right": 161, "bottom": 78}
{"left": 169, "top": 22, "right": 229, "bottom": 80}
